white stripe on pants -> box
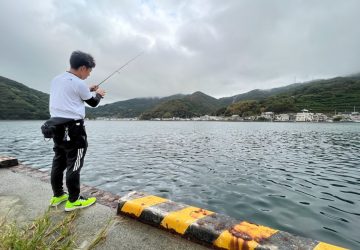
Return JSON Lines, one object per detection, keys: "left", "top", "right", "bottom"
{"left": 74, "top": 148, "right": 84, "bottom": 171}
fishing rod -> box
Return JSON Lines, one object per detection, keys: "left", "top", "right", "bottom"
{"left": 97, "top": 51, "right": 144, "bottom": 87}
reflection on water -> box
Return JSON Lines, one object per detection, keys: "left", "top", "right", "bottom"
{"left": 0, "top": 121, "right": 359, "bottom": 248}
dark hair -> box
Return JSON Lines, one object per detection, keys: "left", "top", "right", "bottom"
{"left": 70, "top": 51, "right": 96, "bottom": 69}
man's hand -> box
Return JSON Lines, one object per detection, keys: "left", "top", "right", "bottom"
{"left": 96, "top": 88, "right": 106, "bottom": 98}
{"left": 89, "top": 84, "right": 99, "bottom": 92}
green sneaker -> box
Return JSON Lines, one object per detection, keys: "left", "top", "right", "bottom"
{"left": 64, "top": 196, "right": 96, "bottom": 212}
{"left": 50, "top": 193, "right": 69, "bottom": 206}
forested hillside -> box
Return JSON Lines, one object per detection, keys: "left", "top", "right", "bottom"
{"left": 1, "top": 74, "right": 360, "bottom": 120}
{"left": 139, "top": 91, "right": 222, "bottom": 119}
{"left": 0, "top": 76, "right": 49, "bottom": 119}
{"left": 218, "top": 76, "right": 360, "bottom": 117}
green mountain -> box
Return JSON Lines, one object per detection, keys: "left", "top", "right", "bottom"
{"left": 221, "top": 76, "right": 360, "bottom": 116}
{"left": 278, "top": 76, "right": 360, "bottom": 113}
{"left": 219, "top": 82, "right": 304, "bottom": 106}
{"left": 139, "top": 91, "right": 221, "bottom": 119}
{"left": 0, "top": 76, "right": 49, "bottom": 119}
{"left": 1, "top": 74, "right": 360, "bottom": 120}
{"left": 86, "top": 94, "right": 184, "bottom": 118}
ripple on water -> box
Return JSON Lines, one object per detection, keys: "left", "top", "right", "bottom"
{"left": 1, "top": 121, "right": 360, "bottom": 249}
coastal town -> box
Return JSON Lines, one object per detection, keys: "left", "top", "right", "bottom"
{"left": 92, "top": 108, "right": 360, "bottom": 122}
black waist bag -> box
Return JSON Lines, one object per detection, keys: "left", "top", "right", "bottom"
{"left": 41, "top": 117, "right": 76, "bottom": 139}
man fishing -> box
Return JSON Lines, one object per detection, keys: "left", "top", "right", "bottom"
{"left": 48, "top": 50, "right": 105, "bottom": 211}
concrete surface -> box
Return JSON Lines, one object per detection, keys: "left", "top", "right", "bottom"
{"left": 0, "top": 168, "right": 208, "bottom": 250}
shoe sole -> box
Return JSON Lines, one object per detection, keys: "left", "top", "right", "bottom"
{"left": 64, "top": 201, "right": 96, "bottom": 212}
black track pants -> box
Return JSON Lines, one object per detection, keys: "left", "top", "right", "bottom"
{"left": 51, "top": 122, "right": 87, "bottom": 202}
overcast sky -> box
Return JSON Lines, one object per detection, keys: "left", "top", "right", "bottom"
{"left": 1, "top": 0, "right": 359, "bottom": 103}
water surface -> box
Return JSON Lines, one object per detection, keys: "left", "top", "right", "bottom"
{"left": 0, "top": 121, "right": 359, "bottom": 248}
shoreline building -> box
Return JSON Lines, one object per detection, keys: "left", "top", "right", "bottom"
{"left": 296, "top": 109, "right": 328, "bottom": 122}
{"left": 260, "top": 112, "right": 275, "bottom": 121}
{"left": 275, "top": 114, "right": 290, "bottom": 121}
{"left": 296, "top": 109, "right": 313, "bottom": 122}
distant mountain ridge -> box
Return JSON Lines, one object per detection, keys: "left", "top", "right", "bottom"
{"left": 138, "top": 91, "right": 222, "bottom": 119}
{"left": 86, "top": 94, "right": 185, "bottom": 118}
{"left": 219, "top": 82, "right": 304, "bottom": 106}
{"left": 1, "top": 74, "right": 360, "bottom": 120}
{"left": 0, "top": 76, "right": 49, "bottom": 119}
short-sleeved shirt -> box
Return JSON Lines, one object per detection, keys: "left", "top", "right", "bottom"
{"left": 50, "top": 72, "right": 93, "bottom": 120}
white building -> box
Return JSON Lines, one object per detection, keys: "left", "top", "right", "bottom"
{"left": 230, "top": 115, "right": 242, "bottom": 121}
{"left": 296, "top": 109, "right": 313, "bottom": 122}
{"left": 261, "top": 112, "right": 274, "bottom": 120}
{"left": 275, "top": 114, "right": 290, "bottom": 121}
{"left": 312, "top": 113, "right": 328, "bottom": 122}
{"left": 350, "top": 107, "right": 360, "bottom": 122}
{"left": 199, "top": 115, "right": 222, "bottom": 121}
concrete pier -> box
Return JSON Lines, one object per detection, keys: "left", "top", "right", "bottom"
{"left": 0, "top": 156, "right": 207, "bottom": 250}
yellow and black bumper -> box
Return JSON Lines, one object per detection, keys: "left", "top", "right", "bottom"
{"left": 117, "top": 191, "right": 347, "bottom": 250}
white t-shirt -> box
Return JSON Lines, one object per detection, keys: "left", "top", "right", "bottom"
{"left": 50, "top": 72, "right": 93, "bottom": 119}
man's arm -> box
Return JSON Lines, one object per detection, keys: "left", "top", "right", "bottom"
{"left": 85, "top": 88, "right": 106, "bottom": 107}
{"left": 85, "top": 93, "right": 102, "bottom": 107}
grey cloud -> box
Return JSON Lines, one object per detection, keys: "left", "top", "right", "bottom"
{"left": 0, "top": 0, "right": 359, "bottom": 103}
